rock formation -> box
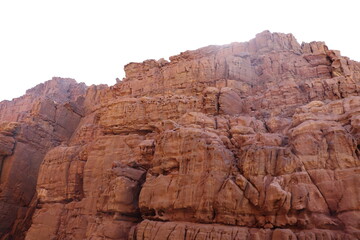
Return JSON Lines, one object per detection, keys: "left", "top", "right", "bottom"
{"left": 0, "top": 78, "right": 87, "bottom": 239}
{"left": 0, "top": 30, "right": 360, "bottom": 239}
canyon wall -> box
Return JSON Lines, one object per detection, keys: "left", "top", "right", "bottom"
{"left": 0, "top": 31, "right": 360, "bottom": 239}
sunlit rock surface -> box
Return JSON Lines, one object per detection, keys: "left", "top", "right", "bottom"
{"left": 1, "top": 31, "right": 360, "bottom": 240}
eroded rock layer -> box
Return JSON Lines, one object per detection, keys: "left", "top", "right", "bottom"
{"left": 1, "top": 31, "right": 360, "bottom": 240}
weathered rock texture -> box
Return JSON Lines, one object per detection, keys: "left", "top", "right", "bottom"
{"left": 0, "top": 78, "right": 86, "bottom": 239}
{"left": 1, "top": 31, "right": 360, "bottom": 240}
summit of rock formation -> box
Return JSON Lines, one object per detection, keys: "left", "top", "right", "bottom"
{"left": 0, "top": 30, "right": 360, "bottom": 240}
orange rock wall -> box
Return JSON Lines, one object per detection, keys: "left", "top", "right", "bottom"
{"left": 1, "top": 31, "right": 360, "bottom": 240}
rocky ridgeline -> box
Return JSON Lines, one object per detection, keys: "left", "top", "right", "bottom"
{"left": 0, "top": 31, "right": 360, "bottom": 240}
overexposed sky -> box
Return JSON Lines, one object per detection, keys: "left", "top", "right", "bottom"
{"left": 0, "top": 0, "right": 359, "bottom": 101}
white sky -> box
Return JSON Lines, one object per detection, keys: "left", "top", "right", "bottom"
{"left": 0, "top": 0, "right": 359, "bottom": 101}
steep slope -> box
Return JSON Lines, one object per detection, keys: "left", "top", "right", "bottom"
{"left": 1, "top": 31, "right": 360, "bottom": 240}
{"left": 0, "top": 78, "right": 87, "bottom": 239}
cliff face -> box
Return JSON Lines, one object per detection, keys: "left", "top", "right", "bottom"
{"left": 0, "top": 78, "right": 87, "bottom": 239}
{"left": 1, "top": 31, "right": 360, "bottom": 240}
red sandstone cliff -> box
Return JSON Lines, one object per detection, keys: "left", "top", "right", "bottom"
{"left": 1, "top": 31, "right": 360, "bottom": 240}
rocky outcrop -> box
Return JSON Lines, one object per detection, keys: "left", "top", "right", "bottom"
{"left": 1, "top": 31, "right": 360, "bottom": 240}
{"left": 0, "top": 78, "right": 86, "bottom": 240}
